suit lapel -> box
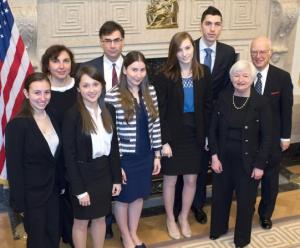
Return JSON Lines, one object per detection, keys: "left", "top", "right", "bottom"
{"left": 212, "top": 42, "right": 221, "bottom": 76}
{"left": 263, "top": 65, "right": 274, "bottom": 96}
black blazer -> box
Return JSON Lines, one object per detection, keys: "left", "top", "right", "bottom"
{"left": 5, "top": 112, "right": 61, "bottom": 213}
{"left": 194, "top": 38, "right": 236, "bottom": 100}
{"left": 262, "top": 64, "right": 293, "bottom": 149}
{"left": 153, "top": 68, "right": 212, "bottom": 149}
{"left": 209, "top": 88, "right": 272, "bottom": 175}
{"left": 62, "top": 103, "right": 121, "bottom": 196}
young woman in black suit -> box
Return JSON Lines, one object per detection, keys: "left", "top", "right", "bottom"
{"left": 209, "top": 60, "right": 272, "bottom": 248}
{"left": 41, "top": 44, "right": 77, "bottom": 247}
{"left": 5, "top": 73, "right": 61, "bottom": 248}
{"left": 153, "top": 32, "right": 212, "bottom": 239}
{"left": 62, "top": 66, "right": 121, "bottom": 248}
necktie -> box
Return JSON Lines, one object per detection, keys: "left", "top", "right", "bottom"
{"left": 204, "top": 48, "right": 212, "bottom": 72}
{"left": 112, "top": 63, "right": 118, "bottom": 87}
{"left": 255, "top": 72, "right": 262, "bottom": 95}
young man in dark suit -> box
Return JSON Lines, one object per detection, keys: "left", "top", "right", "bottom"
{"left": 80, "top": 20, "right": 125, "bottom": 239}
{"left": 250, "top": 36, "right": 293, "bottom": 230}
{"left": 174, "top": 6, "right": 236, "bottom": 225}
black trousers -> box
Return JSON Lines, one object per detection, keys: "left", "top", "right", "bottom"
{"left": 59, "top": 188, "right": 74, "bottom": 246}
{"left": 24, "top": 192, "right": 59, "bottom": 248}
{"left": 258, "top": 147, "right": 281, "bottom": 219}
{"left": 210, "top": 141, "right": 259, "bottom": 247}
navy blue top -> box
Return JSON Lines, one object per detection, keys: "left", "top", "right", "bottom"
{"left": 182, "top": 77, "right": 194, "bottom": 113}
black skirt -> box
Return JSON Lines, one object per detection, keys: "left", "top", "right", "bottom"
{"left": 71, "top": 156, "right": 112, "bottom": 220}
{"left": 161, "top": 113, "right": 203, "bottom": 175}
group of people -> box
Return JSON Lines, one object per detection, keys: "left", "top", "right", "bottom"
{"left": 4, "top": 5, "right": 293, "bottom": 248}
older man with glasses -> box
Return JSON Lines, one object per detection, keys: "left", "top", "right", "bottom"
{"left": 250, "top": 36, "right": 293, "bottom": 230}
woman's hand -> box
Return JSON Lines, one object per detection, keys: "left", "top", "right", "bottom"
{"left": 112, "top": 184, "right": 122, "bottom": 196}
{"left": 152, "top": 157, "right": 161, "bottom": 175}
{"left": 79, "top": 193, "right": 90, "bottom": 207}
{"left": 251, "top": 168, "right": 264, "bottom": 180}
{"left": 162, "top": 143, "right": 172, "bottom": 158}
{"left": 121, "top": 168, "right": 127, "bottom": 184}
{"left": 211, "top": 154, "right": 223, "bottom": 173}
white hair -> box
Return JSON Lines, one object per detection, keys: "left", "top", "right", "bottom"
{"left": 229, "top": 60, "right": 256, "bottom": 82}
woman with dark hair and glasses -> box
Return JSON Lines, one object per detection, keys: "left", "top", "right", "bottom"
{"left": 5, "top": 72, "right": 61, "bottom": 248}
{"left": 62, "top": 66, "right": 121, "bottom": 248}
{"left": 106, "top": 51, "right": 162, "bottom": 248}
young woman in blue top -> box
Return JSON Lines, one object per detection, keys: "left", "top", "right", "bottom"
{"left": 153, "top": 32, "right": 212, "bottom": 239}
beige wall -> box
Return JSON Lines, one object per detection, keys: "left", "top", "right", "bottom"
{"left": 10, "top": 0, "right": 300, "bottom": 142}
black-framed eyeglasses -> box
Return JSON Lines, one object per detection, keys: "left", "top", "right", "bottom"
{"left": 101, "top": 38, "right": 123, "bottom": 44}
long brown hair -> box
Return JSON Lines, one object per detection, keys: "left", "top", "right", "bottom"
{"left": 16, "top": 72, "right": 51, "bottom": 118}
{"left": 119, "top": 51, "right": 158, "bottom": 122}
{"left": 162, "top": 32, "right": 204, "bottom": 81}
{"left": 75, "top": 66, "right": 113, "bottom": 134}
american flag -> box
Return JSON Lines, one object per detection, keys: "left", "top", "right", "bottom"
{"left": 0, "top": 0, "right": 33, "bottom": 183}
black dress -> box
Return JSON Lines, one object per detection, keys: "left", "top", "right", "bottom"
{"left": 115, "top": 99, "right": 154, "bottom": 203}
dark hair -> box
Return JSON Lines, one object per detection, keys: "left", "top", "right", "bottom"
{"left": 16, "top": 72, "right": 51, "bottom": 118}
{"left": 119, "top": 51, "right": 158, "bottom": 122}
{"left": 75, "top": 66, "right": 112, "bottom": 134}
{"left": 41, "top": 45, "right": 75, "bottom": 76}
{"left": 201, "top": 6, "right": 222, "bottom": 23}
{"left": 99, "top": 21, "right": 125, "bottom": 39}
{"left": 162, "top": 32, "right": 204, "bottom": 81}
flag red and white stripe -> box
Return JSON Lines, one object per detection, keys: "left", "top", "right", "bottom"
{"left": 0, "top": 0, "right": 33, "bottom": 182}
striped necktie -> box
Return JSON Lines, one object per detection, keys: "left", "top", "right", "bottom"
{"left": 255, "top": 72, "right": 263, "bottom": 95}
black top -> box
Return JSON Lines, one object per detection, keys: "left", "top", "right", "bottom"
{"left": 47, "top": 86, "right": 77, "bottom": 127}
{"left": 227, "top": 96, "right": 249, "bottom": 141}
{"left": 209, "top": 87, "right": 272, "bottom": 174}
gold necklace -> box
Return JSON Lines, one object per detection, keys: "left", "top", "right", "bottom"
{"left": 232, "top": 94, "right": 249, "bottom": 110}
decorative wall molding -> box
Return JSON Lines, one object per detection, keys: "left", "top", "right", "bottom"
{"left": 10, "top": 3, "right": 38, "bottom": 68}
{"left": 270, "top": 0, "right": 300, "bottom": 68}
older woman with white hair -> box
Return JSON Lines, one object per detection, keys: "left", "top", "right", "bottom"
{"left": 209, "top": 60, "right": 272, "bottom": 248}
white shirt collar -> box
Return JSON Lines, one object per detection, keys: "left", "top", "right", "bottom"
{"left": 199, "top": 38, "right": 217, "bottom": 53}
{"left": 103, "top": 55, "right": 123, "bottom": 70}
{"left": 85, "top": 105, "right": 101, "bottom": 120}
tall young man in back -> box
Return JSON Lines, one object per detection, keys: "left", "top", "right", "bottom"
{"left": 174, "top": 6, "right": 236, "bottom": 224}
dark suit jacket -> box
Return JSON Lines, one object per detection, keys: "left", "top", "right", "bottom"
{"left": 5, "top": 112, "right": 61, "bottom": 213}
{"left": 209, "top": 88, "right": 272, "bottom": 175}
{"left": 80, "top": 56, "right": 104, "bottom": 76}
{"left": 153, "top": 67, "right": 212, "bottom": 149}
{"left": 62, "top": 103, "right": 121, "bottom": 196}
{"left": 262, "top": 64, "right": 293, "bottom": 150}
{"left": 194, "top": 38, "right": 236, "bottom": 100}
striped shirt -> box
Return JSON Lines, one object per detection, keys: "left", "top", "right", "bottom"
{"left": 105, "top": 85, "right": 162, "bottom": 156}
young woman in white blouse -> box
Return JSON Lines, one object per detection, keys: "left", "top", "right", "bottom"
{"left": 62, "top": 66, "right": 122, "bottom": 248}
{"left": 5, "top": 73, "right": 61, "bottom": 248}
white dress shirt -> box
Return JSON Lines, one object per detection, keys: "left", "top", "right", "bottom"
{"left": 103, "top": 55, "right": 123, "bottom": 91}
{"left": 254, "top": 64, "right": 269, "bottom": 95}
{"left": 199, "top": 38, "right": 217, "bottom": 71}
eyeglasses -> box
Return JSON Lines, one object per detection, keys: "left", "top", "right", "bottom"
{"left": 250, "top": 50, "right": 270, "bottom": 56}
{"left": 101, "top": 38, "right": 123, "bottom": 45}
